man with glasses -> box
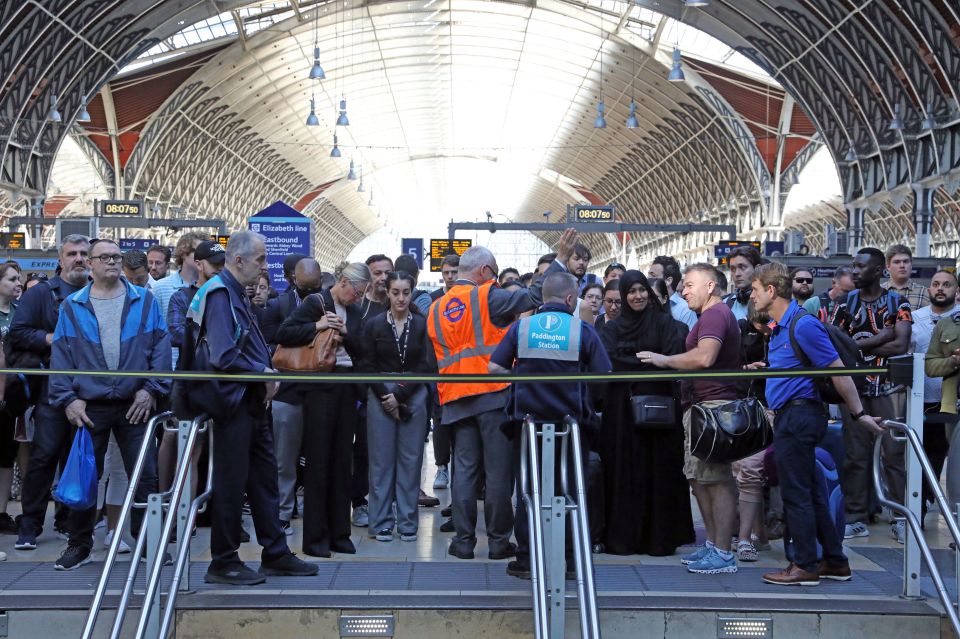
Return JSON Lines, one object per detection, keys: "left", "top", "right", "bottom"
{"left": 46, "top": 239, "right": 171, "bottom": 570}
{"left": 427, "top": 229, "right": 577, "bottom": 561}
{"left": 13, "top": 234, "right": 92, "bottom": 551}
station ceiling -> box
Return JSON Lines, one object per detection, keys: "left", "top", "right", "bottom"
{"left": 1, "top": 0, "right": 958, "bottom": 265}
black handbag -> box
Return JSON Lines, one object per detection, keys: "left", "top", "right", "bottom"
{"left": 689, "top": 397, "right": 772, "bottom": 463}
{"left": 630, "top": 395, "right": 676, "bottom": 427}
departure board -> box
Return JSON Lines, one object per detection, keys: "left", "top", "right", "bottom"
{"left": 429, "top": 238, "right": 472, "bottom": 272}
{"left": 0, "top": 232, "right": 26, "bottom": 249}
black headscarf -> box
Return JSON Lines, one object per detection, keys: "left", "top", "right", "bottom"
{"left": 608, "top": 270, "right": 663, "bottom": 343}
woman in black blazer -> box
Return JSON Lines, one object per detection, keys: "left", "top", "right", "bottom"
{"left": 357, "top": 271, "right": 436, "bottom": 542}
{"left": 275, "top": 262, "right": 370, "bottom": 557}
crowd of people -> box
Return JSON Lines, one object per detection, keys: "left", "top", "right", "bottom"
{"left": 0, "top": 229, "right": 954, "bottom": 589}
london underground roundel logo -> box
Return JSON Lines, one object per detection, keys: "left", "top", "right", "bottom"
{"left": 443, "top": 297, "right": 466, "bottom": 322}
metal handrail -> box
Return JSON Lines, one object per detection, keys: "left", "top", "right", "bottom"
{"left": 82, "top": 411, "right": 177, "bottom": 639}
{"left": 519, "top": 415, "right": 601, "bottom": 639}
{"left": 560, "top": 416, "right": 601, "bottom": 639}
{"left": 521, "top": 416, "right": 548, "bottom": 639}
{"left": 873, "top": 419, "right": 960, "bottom": 637}
{"left": 133, "top": 415, "right": 208, "bottom": 639}
{"left": 157, "top": 420, "right": 213, "bottom": 639}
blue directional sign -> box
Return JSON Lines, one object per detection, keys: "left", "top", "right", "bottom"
{"left": 119, "top": 238, "right": 154, "bottom": 252}
{"left": 248, "top": 201, "right": 313, "bottom": 292}
{"left": 401, "top": 238, "right": 424, "bottom": 269}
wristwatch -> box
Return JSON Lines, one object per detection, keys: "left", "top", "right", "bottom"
{"left": 850, "top": 409, "right": 867, "bottom": 421}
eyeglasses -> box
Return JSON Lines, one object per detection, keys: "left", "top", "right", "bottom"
{"left": 608, "top": 263, "right": 625, "bottom": 270}
{"left": 793, "top": 277, "right": 813, "bottom": 284}
{"left": 27, "top": 272, "right": 48, "bottom": 281}
{"left": 349, "top": 281, "right": 368, "bottom": 298}
{"left": 92, "top": 254, "right": 123, "bottom": 264}
{"left": 603, "top": 298, "right": 622, "bottom": 305}
{"left": 583, "top": 293, "right": 603, "bottom": 302}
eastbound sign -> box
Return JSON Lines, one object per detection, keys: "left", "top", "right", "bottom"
{"left": 248, "top": 201, "right": 312, "bottom": 292}
{"left": 429, "top": 238, "right": 472, "bottom": 272}
{"left": 574, "top": 205, "right": 614, "bottom": 222}
{"left": 99, "top": 200, "right": 144, "bottom": 216}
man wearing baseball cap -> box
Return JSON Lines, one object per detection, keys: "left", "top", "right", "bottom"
{"left": 162, "top": 240, "right": 227, "bottom": 497}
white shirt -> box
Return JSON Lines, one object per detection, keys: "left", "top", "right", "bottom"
{"left": 911, "top": 304, "right": 960, "bottom": 401}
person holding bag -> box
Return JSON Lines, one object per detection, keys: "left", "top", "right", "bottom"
{"left": 275, "top": 262, "right": 371, "bottom": 557}
{"left": 598, "top": 271, "right": 694, "bottom": 556}
{"left": 357, "top": 271, "right": 434, "bottom": 542}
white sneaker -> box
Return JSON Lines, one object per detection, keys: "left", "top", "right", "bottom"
{"left": 352, "top": 504, "right": 369, "bottom": 527}
{"left": 0, "top": 550, "right": 6, "bottom": 561}
{"left": 844, "top": 521, "right": 869, "bottom": 539}
{"left": 105, "top": 529, "right": 132, "bottom": 554}
{"left": 434, "top": 466, "right": 450, "bottom": 490}
{"left": 891, "top": 519, "right": 906, "bottom": 544}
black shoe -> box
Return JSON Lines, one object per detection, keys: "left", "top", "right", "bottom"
{"left": 241, "top": 500, "right": 252, "bottom": 516}
{"left": 55, "top": 545, "right": 92, "bottom": 571}
{"left": 418, "top": 489, "right": 440, "bottom": 507}
{"left": 506, "top": 560, "right": 531, "bottom": 579}
{"left": 331, "top": 539, "right": 356, "bottom": 554}
{"left": 259, "top": 553, "right": 319, "bottom": 577}
{"left": 592, "top": 543, "right": 604, "bottom": 554}
{"left": 448, "top": 544, "right": 475, "bottom": 560}
{"left": 205, "top": 563, "right": 266, "bottom": 586}
{"left": 303, "top": 545, "right": 332, "bottom": 558}
{"left": 240, "top": 527, "right": 251, "bottom": 543}
{"left": 441, "top": 505, "right": 452, "bottom": 517}
{"left": 489, "top": 542, "right": 517, "bottom": 560}
{"left": 0, "top": 513, "right": 17, "bottom": 534}
{"left": 439, "top": 518, "right": 455, "bottom": 533}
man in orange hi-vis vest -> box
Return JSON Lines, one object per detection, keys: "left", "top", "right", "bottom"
{"left": 428, "top": 228, "right": 578, "bottom": 560}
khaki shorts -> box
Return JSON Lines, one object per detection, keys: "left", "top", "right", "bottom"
{"left": 683, "top": 402, "right": 734, "bottom": 484}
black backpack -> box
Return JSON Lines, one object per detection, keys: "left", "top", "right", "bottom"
{"left": 788, "top": 308, "right": 865, "bottom": 404}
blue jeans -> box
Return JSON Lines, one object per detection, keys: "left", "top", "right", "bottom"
{"left": 774, "top": 402, "right": 847, "bottom": 573}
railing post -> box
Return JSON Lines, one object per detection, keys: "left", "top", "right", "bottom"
{"left": 145, "top": 493, "right": 163, "bottom": 637}
{"left": 176, "top": 420, "right": 193, "bottom": 594}
{"left": 903, "top": 352, "right": 924, "bottom": 598}
{"left": 541, "top": 423, "right": 565, "bottom": 638}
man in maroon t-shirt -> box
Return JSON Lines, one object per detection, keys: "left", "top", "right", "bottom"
{"left": 639, "top": 263, "right": 741, "bottom": 574}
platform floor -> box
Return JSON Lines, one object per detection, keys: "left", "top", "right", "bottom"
{"left": 0, "top": 438, "right": 954, "bottom": 621}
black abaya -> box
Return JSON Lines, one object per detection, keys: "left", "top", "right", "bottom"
{"left": 597, "top": 273, "right": 695, "bottom": 556}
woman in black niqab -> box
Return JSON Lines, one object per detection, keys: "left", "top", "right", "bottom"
{"left": 596, "top": 271, "right": 694, "bottom": 556}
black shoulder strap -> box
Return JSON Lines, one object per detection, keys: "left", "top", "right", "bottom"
{"left": 788, "top": 309, "right": 813, "bottom": 367}
{"left": 725, "top": 294, "right": 736, "bottom": 308}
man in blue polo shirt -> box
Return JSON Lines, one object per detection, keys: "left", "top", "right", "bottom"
{"left": 489, "top": 271, "right": 611, "bottom": 578}
{"left": 749, "top": 262, "right": 883, "bottom": 586}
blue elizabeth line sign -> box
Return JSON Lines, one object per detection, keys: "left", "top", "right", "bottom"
{"left": 248, "top": 201, "right": 313, "bottom": 292}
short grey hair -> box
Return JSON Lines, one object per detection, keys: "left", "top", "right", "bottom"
{"left": 685, "top": 263, "right": 722, "bottom": 294}
{"left": 458, "top": 246, "right": 495, "bottom": 274}
{"left": 225, "top": 230, "right": 266, "bottom": 260}
{"left": 59, "top": 234, "right": 89, "bottom": 253}
{"left": 542, "top": 272, "right": 578, "bottom": 302}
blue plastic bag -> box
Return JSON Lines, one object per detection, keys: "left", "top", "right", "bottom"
{"left": 52, "top": 427, "right": 97, "bottom": 510}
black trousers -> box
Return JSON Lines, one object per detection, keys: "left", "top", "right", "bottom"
{"left": 352, "top": 401, "right": 369, "bottom": 508}
{"left": 209, "top": 391, "right": 288, "bottom": 570}
{"left": 923, "top": 403, "right": 950, "bottom": 510}
{"left": 431, "top": 390, "right": 452, "bottom": 467}
{"left": 18, "top": 402, "right": 76, "bottom": 537}
{"left": 69, "top": 401, "right": 159, "bottom": 550}
{"left": 302, "top": 384, "right": 358, "bottom": 555}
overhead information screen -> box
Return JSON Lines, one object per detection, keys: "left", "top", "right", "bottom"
{"left": 430, "top": 239, "right": 472, "bottom": 272}
{"left": 0, "top": 232, "right": 26, "bottom": 249}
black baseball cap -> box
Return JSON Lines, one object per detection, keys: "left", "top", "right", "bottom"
{"left": 194, "top": 240, "right": 226, "bottom": 265}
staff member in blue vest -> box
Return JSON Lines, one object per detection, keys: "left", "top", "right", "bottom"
{"left": 488, "top": 272, "right": 611, "bottom": 578}
{"left": 749, "top": 262, "right": 882, "bottom": 586}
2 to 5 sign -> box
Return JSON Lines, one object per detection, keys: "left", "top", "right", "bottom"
{"left": 100, "top": 200, "right": 144, "bottom": 216}
{"left": 574, "top": 205, "right": 614, "bottom": 222}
